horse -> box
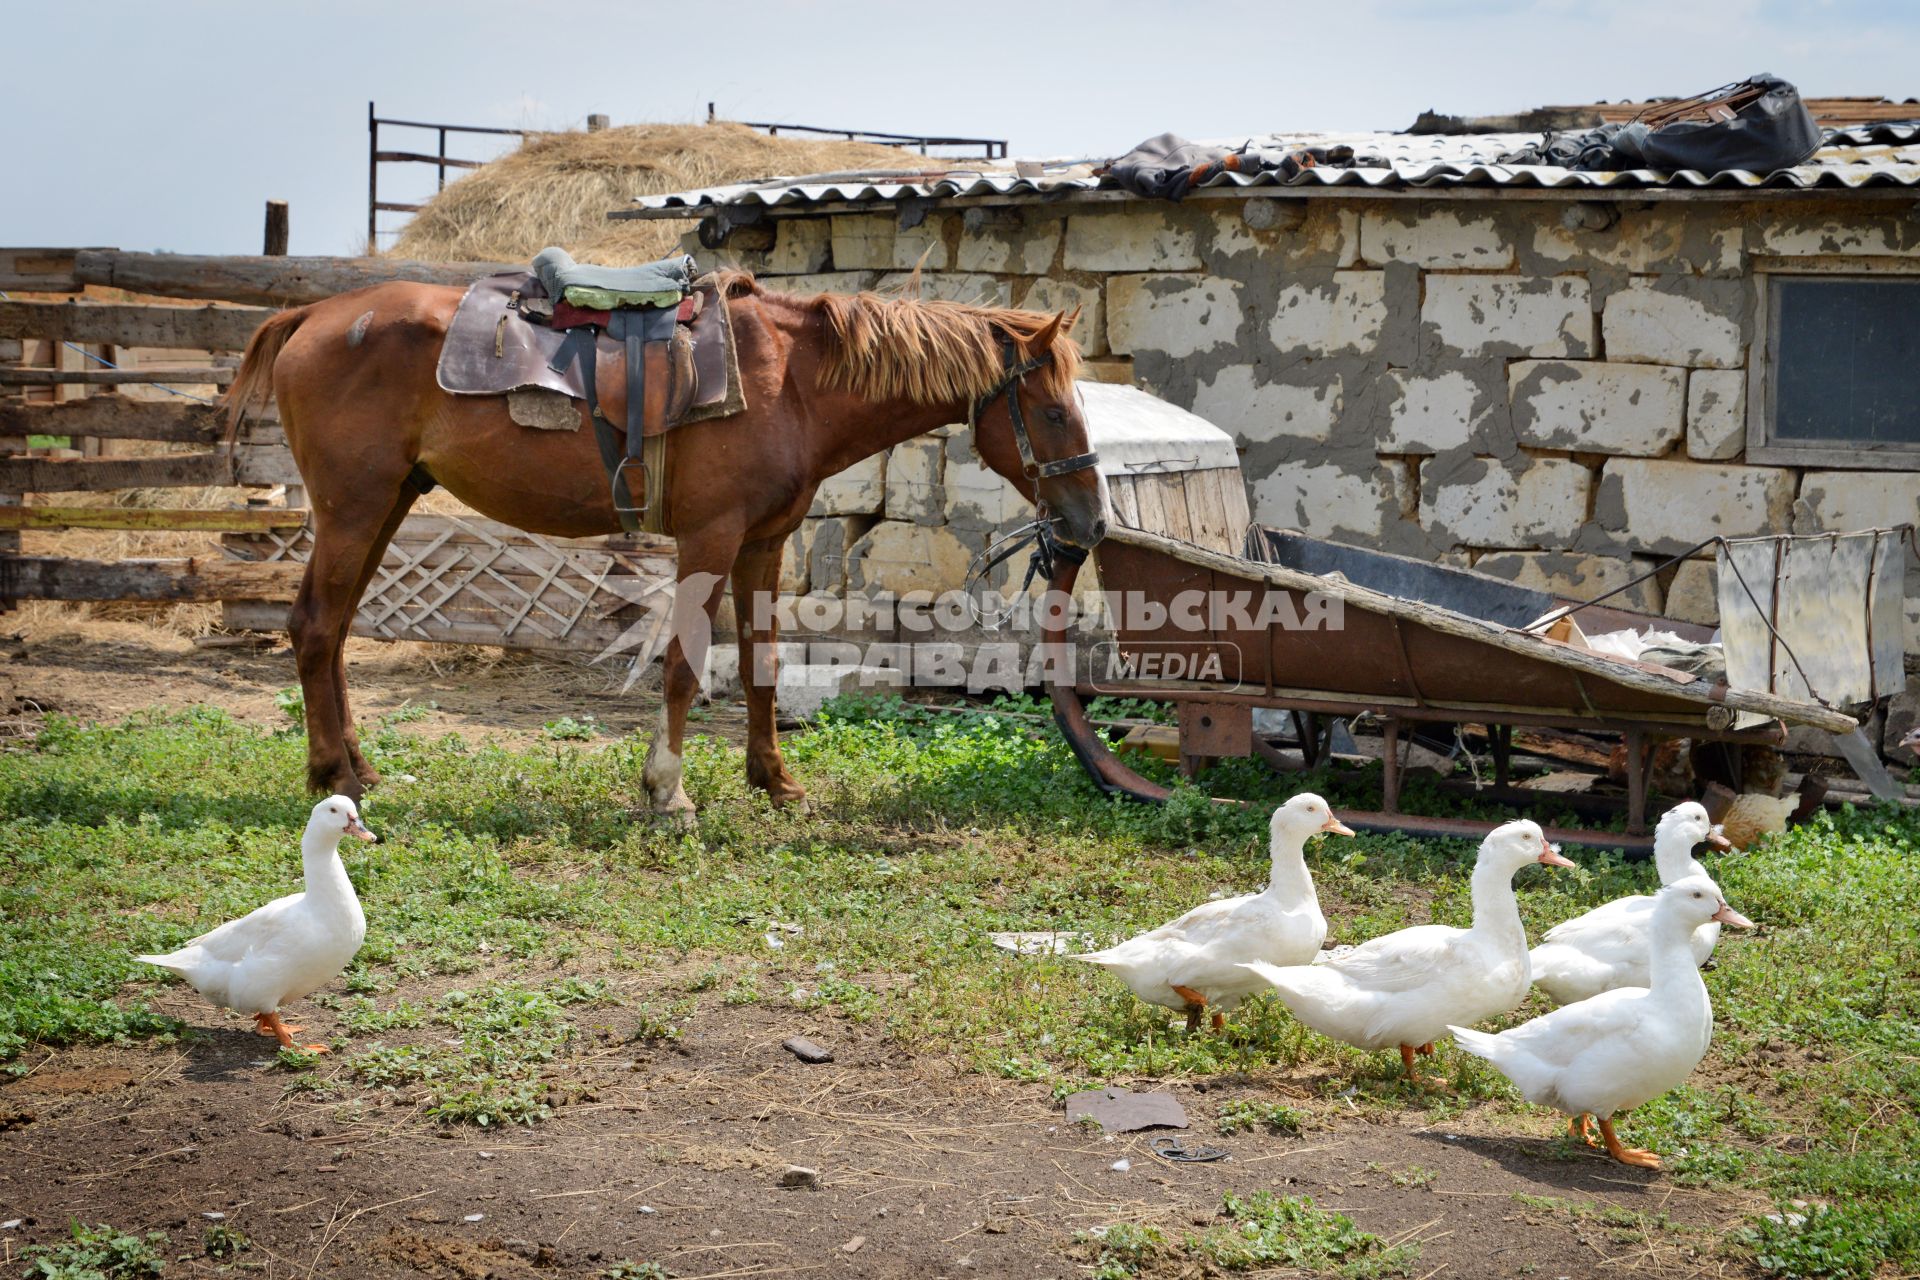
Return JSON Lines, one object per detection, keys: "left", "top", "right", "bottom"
{"left": 222, "top": 271, "right": 1110, "bottom": 823}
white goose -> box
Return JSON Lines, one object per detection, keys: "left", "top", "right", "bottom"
{"left": 1450, "top": 873, "right": 1754, "bottom": 1168}
{"left": 1240, "top": 819, "right": 1574, "bottom": 1085}
{"left": 137, "top": 796, "right": 374, "bottom": 1052}
{"left": 1530, "top": 802, "right": 1731, "bottom": 1005}
{"left": 1073, "top": 793, "right": 1351, "bottom": 1031}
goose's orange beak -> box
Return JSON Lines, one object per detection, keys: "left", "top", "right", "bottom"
{"left": 345, "top": 815, "right": 377, "bottom": 842}
{"left": 1706, "top": 825, "right": 1733, "bottom": 851}
{"left": 1320, "top": 816, "right": 1356, "bottom": 837}
{"left": 1538, "top": 839, "right": 1575, "bottom": 868}
{"left": 1712, "top": 901, "right": 1754, "bottom": 929}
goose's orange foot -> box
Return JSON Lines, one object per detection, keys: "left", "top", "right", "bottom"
{"left": 1599, "top": 1118, "right": 1662, "bottom": 1169}
{"left": 1172, "top": 985, "right": 1208, "bottom": 1034}
{"left": 1568, "top": 1113, "right": 1602, "bottom": 1148}
{"left": 1210, "top": 1011, "right": 1226, "bottom": 1033}
{"left": 1416, "top": 1042, "right": 1436, "bottom": 1056}
{"left": 1398, "top": 1044, "right": 1451, "bottom": 1090}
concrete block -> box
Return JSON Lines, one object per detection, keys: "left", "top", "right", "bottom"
{"left": 874, "top": 271, "right": 1006, "bottom": 306}
{"left": 1106, "top": 273, "right": 1242, "bottom": 358}
{"left": 1267, "top": 270, "right": 1386, "bottom": 356}
{"left": 1422, "top": 275, "right": 1593, "bottom": 357}
{"left": 942, "top": 447, "right": 1028, "bottom": 529}
{"left": 1360, "top": 208, "right": 1513, "bottom": 269}
{"left": 892, "top": 213, "right": 954, "bottom": 270}
{"left": 705, "top": 641, "right": 808, "bottom": 700}
{"left": 1796, "top": 470, "right": 1920, "bottom": 533}
{"left": 768, "top": 218, "right": 832, "bottom": 274}
{"left": 806, "top": 515, "right": 874, "bottom": 594}
{"left": 954, "top": 217, "right": 1062, "bottom": 274}
{"left": 1248, "top": 459, "right": 1399, "bottom": 544}
{"left": 776, "top": 663, "right": 907, "bottom": 720}
{"left": 1757, "top": 217, "right": 1920, "bottom": 257}
{"left": 1598, "top": 458, "right": 1795, "bottom": 550}
{"left": 781, "top": 522, "right": 814, "bottom": 596}
{"left": 831, "top": 214, "right": 896, "bottom": 270}
{"left": 810, "top": 452, "right": 886, "bottom": 516}
{"left": 1687, "top": 369, "right": 1747, "bottom": 461}
{"left": 1665, "top": 558, "right": 1718, "bottom": 625}
{"left": 1019, "top": 277, "right": 1105, "bottom": 356}
{"left": 1530, "top": 208, "right": 1743, "bottom": 275}
{"left": 886, "top": 435, "right": 946, "bottom": 524}
{"left": 1189, "top": 365, "right": 1340, "bottom": 445}
{"left": 1473, "top": 550, "right": 1662, "bottom": 613}
{"left": 1381, "top": 369, "right": 1493, "bottom": 454}
{"left": 848, "top": 520, "right": 974, "bottom": 595}
{"left": 1601, "top": 278, "right": 1744, "bottom": 368}
{"left": 1509, "top": 360, "right": 1686, "bottom": 456}
{"left": 761, "top": 270, "right": 879, "bottom": 297}
{"left": 1422, "top": 456, "right": 1590, "bottom": 548}
{"left": 1063, "top": 209, "right": 1201, "bottom": 271}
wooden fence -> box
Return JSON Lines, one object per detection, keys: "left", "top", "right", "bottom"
{"left": 0, "top": 247, "right": 681, "bottom": 662}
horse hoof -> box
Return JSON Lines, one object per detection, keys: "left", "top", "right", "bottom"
{"left": 766, "top": 786, "right": 810, "bottom": 812}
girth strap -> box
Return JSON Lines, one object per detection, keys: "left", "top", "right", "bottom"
{"left": 552, "top": 308, "right": 679, "bottom": 535}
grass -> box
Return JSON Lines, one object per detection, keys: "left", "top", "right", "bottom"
{"left": 21, "top": 1222, "right": 168, "bottom": 1280}
{"left": 1, "top": 696, "right": 1917, "bottom": 1276}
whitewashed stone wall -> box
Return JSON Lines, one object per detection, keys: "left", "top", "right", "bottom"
{"left": 685, "top": 195, "right": 1920, "bottom": 725}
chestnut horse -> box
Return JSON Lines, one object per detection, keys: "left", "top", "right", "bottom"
{"left": 223, "top": 273, "right": 1110, "bottom": 821}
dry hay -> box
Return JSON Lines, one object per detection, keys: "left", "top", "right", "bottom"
{"left": 388, "top": 121, "right": 924, "bottom": 265}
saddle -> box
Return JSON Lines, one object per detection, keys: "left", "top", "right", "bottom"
{"left": 436, "top": 248, "right": 746, "bottom": 534}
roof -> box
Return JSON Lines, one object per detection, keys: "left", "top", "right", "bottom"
{"left": 620, "top": 123, "right": 1920, "bottom": 220}
{"left": 1412, "top": 97, "right": 1920, "bottom": 133}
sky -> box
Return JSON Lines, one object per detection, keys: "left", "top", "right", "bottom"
{"left": 5, "top": 0, "right": 1917, "bottom": 258}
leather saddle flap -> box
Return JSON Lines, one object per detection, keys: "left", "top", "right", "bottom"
{"left": 437, "top": 270, "right": 745, "bottom": 433}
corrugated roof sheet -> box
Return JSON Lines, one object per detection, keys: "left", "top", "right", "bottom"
{"left": 631, "top": 127, "right": 1920, "bottom": 216}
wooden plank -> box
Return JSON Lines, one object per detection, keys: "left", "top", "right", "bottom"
{"left": 72, "top": 249, "right": 518, "bottom": 308}
{"left": 0, "top": 301, "right": 273, "bottom": 351}
{"left": 1105, "top": 474, "right": 1142, "bottom": 531}
{"left": 0, "top": 452, "right": 234, "bottom": 492}
{"left": 232, "top": 445, "right": 303, "bottom": 486}
{"left": 0, "top": 396, "right": 224, "bottom": 443}
{"left": 0, "top": 248, "right": 83, "bottom": 293}
{"left": 0, "top": 366, "right": 234, "bottom": 387}
{"left": 0, "top": 556, "right": 304, "bottom": 602}
{"left": 1183, "top": 469, "right": 1236, "bottom": 556}
{"left": 0, "top": 506, "right": 307, "bottom": 532}
{"left": 221, "top": 600, "right": 672, "bottom": 653}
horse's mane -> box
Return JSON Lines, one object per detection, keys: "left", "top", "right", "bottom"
{"left": 809, "top": 288, "right": 1082, "bottom": 407}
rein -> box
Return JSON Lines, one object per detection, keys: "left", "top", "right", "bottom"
{"left": 969, "top": 339, "right": 1100, "bottom": 480}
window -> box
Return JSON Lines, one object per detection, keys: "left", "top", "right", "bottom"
{"left": 1749, "top": 262, "right": 1920, "bottom": 467}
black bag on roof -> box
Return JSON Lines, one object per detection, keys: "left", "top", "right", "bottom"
{"left": 1498, "top": 75, "right": 1822, "bottom": 174}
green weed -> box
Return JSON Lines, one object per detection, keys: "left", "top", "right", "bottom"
{"left": 22, "top": 1222, "right": 168, "bottom": 1280}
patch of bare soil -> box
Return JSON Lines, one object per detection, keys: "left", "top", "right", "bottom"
{"left": 0, "top": 614, "right": 747, "bottom": 751}
{"left": 0, "top": 996, "right": 1763, "bottom": 1280}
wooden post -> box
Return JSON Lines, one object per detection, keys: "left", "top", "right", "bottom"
{"left": 263, "top": 201, "right": 289, "bottom": 256}
{"left": 587, "top": 113, "right": 609, "bottom": 132}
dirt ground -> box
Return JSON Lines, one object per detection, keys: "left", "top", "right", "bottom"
{"left": 1, "top": 618, "right": 1768, "bottom": 1279}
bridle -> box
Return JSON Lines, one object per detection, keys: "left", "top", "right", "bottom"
{"left": 969, "top": 339, "right": 1099, "bottom": 481}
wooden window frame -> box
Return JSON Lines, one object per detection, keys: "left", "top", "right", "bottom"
{"left": 1747, "top": 254, "right": 1920, "bottom": 470}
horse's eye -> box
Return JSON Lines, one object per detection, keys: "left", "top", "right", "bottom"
{"left": 1044, "top": 407, "right": 1066, "bottom": 425}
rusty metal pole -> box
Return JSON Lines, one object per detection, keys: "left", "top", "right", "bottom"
{"left": 367, "top": 101, "right": 378, "bottom": 252}
{"left": 1625, "top": 728, "right": 1649, "bottom": 835}
{"left": 1382, "top": 718, "right": 1404, "bottom": 813}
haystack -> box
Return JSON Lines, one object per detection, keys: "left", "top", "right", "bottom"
{"left": 389, "top": 122, "right": 922, "bottom": 265}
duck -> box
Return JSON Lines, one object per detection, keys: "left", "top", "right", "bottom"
{"left": 1072, "top": 793, "right": 1352, "bottom": 1032}
{"left": 1449, "top": 873, "right": 1754, "bottom": 1168}
{"left": 1529, "top": 802, "right": 1731, "bottom": 1005}
{"left": 1240, "top": 819, "right": 1574, "bottom": 1086}
{"left": 137, "top": 796, "right": 374, "bottom": 1052}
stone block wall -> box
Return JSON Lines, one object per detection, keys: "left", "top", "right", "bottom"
{"left": 684, "top": 195, "right": 1920, "bottom": 679}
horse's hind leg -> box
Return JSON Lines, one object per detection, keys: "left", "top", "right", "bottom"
{"left": 290, "top": 479, "right": 416, "bottom": 797}
{"left": 333, "top": 487, "right": 420, "bottom": 788}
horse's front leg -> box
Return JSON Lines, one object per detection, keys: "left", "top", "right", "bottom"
{"left": 642, "top": 546, "right": 734, "bottom": 826}
{"left": 731, "top": 534, "right": 807, "bottom": 807}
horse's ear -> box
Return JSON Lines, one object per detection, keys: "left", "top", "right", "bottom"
{"left": 1033, "top": 309, "right": 1070, "bottom": 350}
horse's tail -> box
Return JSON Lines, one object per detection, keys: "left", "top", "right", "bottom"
{"left": 221, "top": 306, "right": 309, "bottom": 449}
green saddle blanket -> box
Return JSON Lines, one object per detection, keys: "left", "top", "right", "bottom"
{"left": 531, "top": 246, "right": 693, "bottom": 311}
